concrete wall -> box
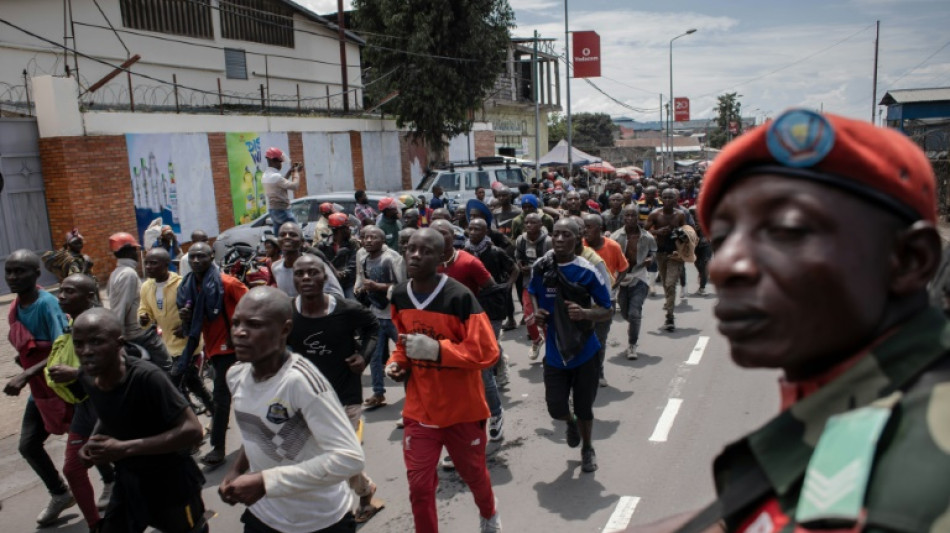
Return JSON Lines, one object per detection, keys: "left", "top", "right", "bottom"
{"left": 2, "top": 0, "right": 362, "bottom": 110}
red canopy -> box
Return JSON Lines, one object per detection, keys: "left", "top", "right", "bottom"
{"left": 584, "top": 161, "right": 616, "bottom": 173}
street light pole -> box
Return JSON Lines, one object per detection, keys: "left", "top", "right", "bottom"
{"left": 669, "top": 28, "right": 696, "bottom": 175}
{"left": 564, "top": 0, "right": 573, "bottom": 173}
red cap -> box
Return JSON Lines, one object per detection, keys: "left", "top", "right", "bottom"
{"left": 319, "top": 202, "right": 334, "bottom": 214}
{"left": 586, "top": 199, "right": 601, "bottom": 213}
{"left": 697, "top": 108, "right": 936, "bottom": 234}
{"left": 328, "top": 213, "right": 349, "bottom": 228}
{"left": 378, "top": 197, "right": 397, "bottom": 211}
{"left": 264, "top": 147, "right": 285, "bottom": 160}
{"left": 491, "top": 181, "right": 506, "bottom": 192}
{"left": 109, "top": 232, "right": 140, "bottom": 252}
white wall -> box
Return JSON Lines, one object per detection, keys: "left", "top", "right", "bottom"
{"left": 1, "top": 0, "right": 362, "bottom": 111}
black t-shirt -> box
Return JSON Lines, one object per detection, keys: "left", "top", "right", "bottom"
{"left": 472, "top": 245, "right": 514, "bottom": 284}
{"left": 286, "top": 297, "right": 379, "bottom": 406}
{"left": 80, "top": 355, "right": 191, "bottom": 473}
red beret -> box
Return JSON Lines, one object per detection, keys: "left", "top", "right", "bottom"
{"left": 586, "top": 199, "right": 602, "bottom": 213}
{"left": 697, "top": 109, "right": 936, "bottom": 234}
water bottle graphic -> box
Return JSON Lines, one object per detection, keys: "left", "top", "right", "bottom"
{"left": 253, "top": 166, "right": 264, "bottom": 217}
{"left": 168, "top": 162, "right": 180, "bottom": 224}
{"left": 147, "top": 153, "right": 161, "bottom": 213}
{"left": 132, "top": 167, "right": 141, "bottom": 205}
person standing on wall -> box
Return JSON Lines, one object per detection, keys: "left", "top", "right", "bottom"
{"left": 261, "top": 147, "right": 301, "bottom": 236}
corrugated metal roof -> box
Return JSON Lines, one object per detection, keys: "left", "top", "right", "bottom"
{"left": 879, "top": 87, "right": 950, "bottom": 105}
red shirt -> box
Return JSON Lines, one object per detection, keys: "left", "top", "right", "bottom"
{"left": 201, "top": 274, "right": 248, "bottom": 358}
{"left": 439, "top": 250, "right": 491, "bottom": 295}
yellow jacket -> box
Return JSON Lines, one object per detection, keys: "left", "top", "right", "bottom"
{"left": 138, "top": 273, "right": 200, "bottom": 357}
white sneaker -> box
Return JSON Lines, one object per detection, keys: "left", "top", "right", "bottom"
{"left": 97, "top": 481, "right": 114, "bottom": 510}
{"left": 697, "top": 287, "right": 707, "bottom": 295}
{"left": 480, "top": 511, "right": 502, "bottom": 533}
{"left": 489, "top": 412, "right": 504, "bottom": 442}
{"left": 529, "top": 341, "right": 542, "bottom": 360}
{"left": 36, "top": 490, "right": 75, "bottom": 526}
{"left": 625, "top": 344, "right": 639, "bottom": 360}
{"left": 441, "top": 455, "right": 455, "bottom": 471}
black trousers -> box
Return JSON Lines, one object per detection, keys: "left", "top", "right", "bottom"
{"left": 210, "top": 353, "right": 237, "bottom": 449}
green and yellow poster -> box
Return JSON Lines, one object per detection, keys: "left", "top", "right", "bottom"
{"left": 225, "top": 132, "right": 290, "bottom": 225}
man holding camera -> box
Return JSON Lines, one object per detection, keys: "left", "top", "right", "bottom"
{"left": 645, "top": 189, "right": 686, "bottom": 331}
{"left": 261, "top": 147, "right": 301, "bottom": 236}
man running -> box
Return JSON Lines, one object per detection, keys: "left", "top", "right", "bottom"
{"left": 386, "top": 229, "right": 501, "bottom": 533}
{"left": 5, "top": 249, "right": 75, "bottom": 526}
{"left": 75, "top": 308, "right": 207, "bottom": 533}
{"left": 177, "top": 242, "right": 248, "bottom": 467}
{"left": 355, "top": 225, "right": 405, "bottom": 409}
{"left": 220, "top": 287, "right": 365, "bottom": 533}
{"left": 645, "top": 189, "right": 685, "bottom": 331}
{"left": 583, "top": 213, "right": 627, "bottom": 387}
{"left": 529, "top": 219, "right": 612, "bottom": 473}
{"left": 288, "top": 254, "right": 382, "bottom": 523}
{"left": 611, "top": 206, "right": 657, "bottom": 360}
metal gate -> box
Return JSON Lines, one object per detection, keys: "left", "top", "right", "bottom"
{"left": 0, "top": 117, "right": 56, "bottom": 294}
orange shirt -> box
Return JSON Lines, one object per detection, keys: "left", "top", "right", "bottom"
{"left": 201, "top": 274, "right": 248, "bottom": 357}
{"left": 388, "top": 276, "right": 499, "bottom": 427}
{"left": 585, "top": 237, "right": 629, "bottom": 279}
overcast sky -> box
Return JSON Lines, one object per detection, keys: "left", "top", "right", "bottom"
{"left": 301, "top": 0, "right": 950, "bottom": 123}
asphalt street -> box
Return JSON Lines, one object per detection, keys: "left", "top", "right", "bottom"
{"left": 0, "top": 282, "right": 779, "bottom": 532}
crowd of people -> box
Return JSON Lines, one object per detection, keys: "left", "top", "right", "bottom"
{"left": 6, "top": 110, "right": 949, "bottom": 533}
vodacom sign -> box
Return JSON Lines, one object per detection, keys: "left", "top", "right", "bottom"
{"left": 572, "top": 31, "right": 601, "bottom": 78}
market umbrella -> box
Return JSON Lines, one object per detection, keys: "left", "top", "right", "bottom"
{"left": 584, "top": 161, "right": 616, "bottom": 173}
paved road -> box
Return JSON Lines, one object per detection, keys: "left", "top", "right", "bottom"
{"left": 0, "top": 284, "right": 779, "bottom": 532}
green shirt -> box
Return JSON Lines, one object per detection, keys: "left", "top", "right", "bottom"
{"left": 714, "top": 307, "right": 950, "bottom": 532}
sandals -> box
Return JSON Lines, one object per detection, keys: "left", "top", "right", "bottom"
{"left": 355, "top": 484, "right": 384, "bottom": 524}
{"left": 363, "top": 395, "right": 387, "bottom": 410}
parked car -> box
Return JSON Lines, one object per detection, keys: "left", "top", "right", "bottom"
{"left": 212, "top": 191, "right": 390, "bottom": 260}
{"left": 401, "top": 156, "right": 529, "bottom": 211}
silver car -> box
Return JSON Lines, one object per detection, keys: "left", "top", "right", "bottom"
{"left": 212, "top": 191, "right": 390, "bottom": 260}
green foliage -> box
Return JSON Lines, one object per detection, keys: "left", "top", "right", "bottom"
{"left": 547, "top": 112, "right": 617, "bottom": 150}
{"left": 354, "top": 0, "right": 514, "bottom": 154}
{"left": 708, "top": 92, "right": 742, "bottom": 149}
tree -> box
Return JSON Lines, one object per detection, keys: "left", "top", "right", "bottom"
{"left": 707, "top": 92, "right": 743, "bottom": 149}
{"left": 354, "top": 0, "right": 514, "bottom": 156}
{"left": 547, "top": 112, "right": 617, "bottom": 150}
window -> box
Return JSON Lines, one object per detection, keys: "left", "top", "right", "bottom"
{"left": 435, "top": 173, "right": 460, "bottom": 191}
{"left": 224, "top": 48, "right": 248, "bottom": 80}
{"left": 119, "top": 0, "right": 213, "bottom": 39}
{"left": 465, "top": 171, "right": 490, "bottom": 190}
{"left": 220, "top": 0, "right": 295, "bottom": 48}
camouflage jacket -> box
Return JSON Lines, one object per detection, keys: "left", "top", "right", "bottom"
{"left": 713, "top": 307, "right": 950, "bottom": 532}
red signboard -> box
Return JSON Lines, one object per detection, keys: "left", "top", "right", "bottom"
{"left": 674, "top": 97, "right": 690, "bottom": 122}
{"left": 572, "top": 31, "right": 601, "bottom": 78}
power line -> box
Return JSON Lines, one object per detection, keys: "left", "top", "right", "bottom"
{"left": 0, "top": 16, "right": 396, "bottom": 105}
{"left": 696, "top": 22, "right": 876, "bottom": 99}
{"left": 887, "top": 40, "right": 950, "bottom": 88}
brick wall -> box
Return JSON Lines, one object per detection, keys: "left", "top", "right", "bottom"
{"left": 474, "top": 130, "right": 495, "bottom": 158}
{"left": 206, "top": 133, "right": 235, "bottom": 236}
{"left": 40, "top": 135, "right": 137, "bottom": 279}
{"left": 350, "top": 131, "right": 365, "bottom": 191}
{"left": 288, "top": 132, "right": 307, "bottom": 196}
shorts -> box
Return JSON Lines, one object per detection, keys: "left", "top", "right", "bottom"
{"left": 543, "top": 355, "right": 599, "bottom": 421}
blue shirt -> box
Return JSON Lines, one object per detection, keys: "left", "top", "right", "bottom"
{"left": 528, "top": 255, "right": 611, "bottom": 369}
{"left": 16, "top": 290, "right": 68, "bottom": 342}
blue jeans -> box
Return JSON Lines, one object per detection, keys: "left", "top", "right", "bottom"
{"left": 618, "top": 280, "right": 650, "bottom": 346}
{"left": 269, "top": 208, "right": 296, "bottom": 235}
{"left": 482, "top": 369, "right": 502, "bottom": 418}
{"left": 371, "top": 318, "right": 398, "bottom": 396}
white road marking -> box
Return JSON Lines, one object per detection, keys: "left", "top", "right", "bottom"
{"left": 649, "top": 398, "right": 684, "bottom": 442}
{"left": 521, "top": 394, "right": 529, "bottom": 397}
{"left": 602, "top": 496, "right": 641, "bottom": 533}
{"left": 686, "top": 336, "right": 709, "bottom": 365}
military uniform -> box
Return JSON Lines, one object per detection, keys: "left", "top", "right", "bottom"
{"left": 711, "top": 307, "right": 950, "bottom": 532}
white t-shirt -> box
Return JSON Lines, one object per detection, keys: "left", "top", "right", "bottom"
{"left": 272, "top": 258, "right": 345, "bottom": 300}
{"left": 228, "top": 353, "right": 364, "bottom": 532}
{"left": 262, "top": 167, "right": 294, "bottom": 210}
{"left": 155, "top": 280, "right": 168, "bottom": 311}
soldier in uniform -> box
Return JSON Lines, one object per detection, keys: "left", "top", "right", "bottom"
{"left": 630, "top": 109, "right": 950, "bottom": 532}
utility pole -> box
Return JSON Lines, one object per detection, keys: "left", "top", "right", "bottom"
{"left": 871, "top": 20, "right": 880, "bottom": 123}
{"left": 658, "top": 94, "right": 664, "bottom": 175}
{"left": 533, "top": 30, "right": 541, "bottom": 180}
{"left": 564, "top": 0, "right": 573, "bottom": 172}
{"left": 337, "top": 0, "right": 349, "bottom": 112}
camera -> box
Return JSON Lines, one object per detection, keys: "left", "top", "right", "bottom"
{"left": 672, "top": 227, "right": 689, "bottom": 243}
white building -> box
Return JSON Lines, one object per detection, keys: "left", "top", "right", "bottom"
{"left": 1, "top": 0, "right": 364, "bottom": 113}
